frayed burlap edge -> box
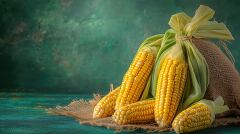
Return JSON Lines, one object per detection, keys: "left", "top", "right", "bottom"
{"left": 47, "top": 94, "right": 240, "bottom": 133}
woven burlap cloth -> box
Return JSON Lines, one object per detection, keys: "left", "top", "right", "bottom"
{"left": 48, "top": 39, "right": 240, "bottom": 132}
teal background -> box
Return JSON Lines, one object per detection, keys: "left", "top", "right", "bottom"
{"left": 0, "top": 0, "right": 239, "bottom": 94}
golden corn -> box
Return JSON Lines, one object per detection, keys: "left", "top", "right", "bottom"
{"left": 155, "top": 57, "right": 188, "bottom": 128}
{"left": 172, "top": 96, "right": 229, "bottom": 133}
{"left": 115, "top": 46, "right": 157, "bottom": 110}
{"left": 172, "top": 102, "right": 212, "bottom": 133}
{"left": 93, "top": 87, "right": 120, "bottom": 119}
{"left": 112, "top": 99, "right": 155, "bottom": 125}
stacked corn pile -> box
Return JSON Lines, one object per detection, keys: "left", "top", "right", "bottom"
{"left": 92, "top": 5, "right": 234, "bottom": 133}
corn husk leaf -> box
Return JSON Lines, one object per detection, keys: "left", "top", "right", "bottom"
{"left": 138, "top": 34, "right": 164, "bottom": 50}
{"left": 180, "top": 40, "right": 209, "bottom": 108}
{"left": 199, "top": 96, "right": 229, "bottom": 122}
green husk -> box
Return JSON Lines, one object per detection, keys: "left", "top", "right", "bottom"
{"left": 199, "top": 96, "right": 229, "bottom": 122}
{"left": 140, "top": 75, "right": 152, "bottom": 100}
{"left": 149, "top": 5, "right": 234, "bottom": 110}
{"left": 138, "top": 34, "right": 164, "bottom": 51}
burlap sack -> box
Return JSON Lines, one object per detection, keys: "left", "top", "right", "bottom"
{"left": 48, "top": 39, "right": 240, "bottom": 132}
{"left": 194, "top": 39, "right": 240, "bottom": 126}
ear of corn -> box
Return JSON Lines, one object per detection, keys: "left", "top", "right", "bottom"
{"left": 172, "top": 101, "right": 212, "bottom": 133}
{"left": 154, "top": 44, "right": 188, "bottom": 128}
{"left": 172, "top": 96, "right": 229, "bottom": 133}
{"left": 151, "top": 29, "right": 177, "bottom": 98}
{"left": 115, "top": 46, "right": 158, "bottom": 110}
{"left": 139, "top": 35, "right": 164, "bottom": 100}
{"left": 93, "top": 87, "right": 120, "bottom": 119}
{"left": 113, "top": 99, "right": 155, "bottom": 125}
{"left": 93, "top": 34, "right": 163, "bottom": 118}
{"left": 115, "top": 34, "right": 163, "bottom": 110}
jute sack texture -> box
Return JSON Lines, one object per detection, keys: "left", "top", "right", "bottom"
{"left": 194, "top": 38, "right": 240, "bottom": 118}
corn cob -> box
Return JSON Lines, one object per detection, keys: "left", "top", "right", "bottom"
{"left": 172, "top": 96, "right": 229, "bottom": 133}
{"left": 113, "top": 99, "right": 155, "bottom": 125}
{"left": 155, "top": 44, "right": 188, "bottom": 128}
{"left": 115, "top": 46, "right": 157, "bottom": 110}
{"left": 93, "top": 87, "right": 120, "bottom": 119}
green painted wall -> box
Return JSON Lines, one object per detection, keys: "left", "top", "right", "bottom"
{"left": 0, "top": 0, "right": 239, "bottom": 94}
